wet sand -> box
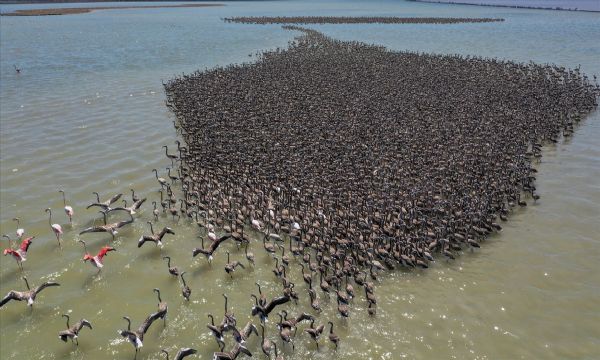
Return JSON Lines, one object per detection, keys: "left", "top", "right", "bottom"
{"left": 1, "top": 3, "right": 223, "bottom": 16}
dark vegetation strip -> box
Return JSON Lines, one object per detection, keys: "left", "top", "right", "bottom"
{"left": 164, "top": 27, "right": 598, "bottom": 311}
{"left": 1, "top": 3, "right": 223, "bottom": 16}
{"left": 408, "top": 0, "right": 600, "bottom": 13}
{"left": 223, "top": 16, "right": 505, "bottom": 24}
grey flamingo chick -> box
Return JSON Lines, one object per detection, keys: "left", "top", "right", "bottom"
{"left": 153, "top": 169, "right": 168, "bottom": 188}
{"left": 131, "top": 188, "right": 140, "bottom": 202}
{"left": 161, "top": 348, "right": 197, "bottom": 360}
{"left": 231, "top": 321, "right": 258, "bottom": 344}
{"left": 0, "top": 277, "right": 60, "bottom": 308}
{"left": 86, "top": 191, "right": 122, "bottom": 211}
{"left": 110, "top": 198, "right": 147, "bottom": 215}
{"left": 58, "top": 314, "right": 92, "bottom": 345}
{"left": 119, "top": 314, "right": 159, "bottom": 360}
{"left": 251, "top": 293, "right": 290, "bottom": 323}
{"left": 304, "top": 319, "right": 324, "bottom": 348}
{"left": 163, "top": 145, "right": 178, "bottom": 166}
{"left": 79, "top": 210, "right": 134, "bottom": 241}
{"left": 224, "top": 251, "right": 245, "bottom": 277}
{"left": 277, "top": 314, "right": 294, "bottom": 351}
{"left": 192, "top": 234, "right": 232, "bottom": 262}
{"left": 222, "top": 294, "right": 236, "bottom": 327}
{"left": 163, "top": 256, "right": 180, "bottom": 276}
{"left": 153, "top": 288, "right": 168, "bottom": 325}
{"left": 255, "top": 282, "right": 267, "bottom": 307}
{"left": 212, "top": 343, "right": 252, "bottom": 360}
{"left": 138, "top": 222, "right": 175, "bottom": 248}
{"left": 152, "top": 201, "right": 160, "bottom": 221}
{"left": 244, "top": 242, "right": 254, "bottom": 265}
{"left": 327, "top": 321, "right": 340, "bottom": 349}
{"left": 207, "top": 314, "right": 226, "bottom": 351}
{"left": 180, "top": 272, "right": 191, "bottom": 301}
{"left": 260, "top": 324, "right": 272, "bottom": 356}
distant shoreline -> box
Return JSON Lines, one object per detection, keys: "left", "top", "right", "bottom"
{"left": 0, "top": 0, "right": 224, "bottom": 3}
{"left": 409, "top": 0, "right": 600, "bottom": 12}
{"left": 1, "top": 3, "right": 223, "bottom": 16}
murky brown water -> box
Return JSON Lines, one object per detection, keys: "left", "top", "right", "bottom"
{"left": 1, "top": 1, "right": 599, "bottom": 359}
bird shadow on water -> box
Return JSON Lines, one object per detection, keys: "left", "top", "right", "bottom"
{"left": 56, "top": 344, "right": 87, "bottom": 360}
{"left": 0, "top": 266, "right": 26, "bottom": 283}
{"left": 81, "top": 270, "right": 104, "bottom": 288}
{"left": 190, "top": 262, "right": 211, "bottom": 277}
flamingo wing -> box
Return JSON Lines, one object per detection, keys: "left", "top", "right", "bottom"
{"left": 20, "top": 236, "right": 34, "bottom": 252}
{"left": 174, "top": 348, "right": 197, "bottom": 360}
{"left": 79, "top": 226, "right": 106, "bottom": 234}
{"left": 0, "top": 291, "right": 20, "bottom": 307}
{"left": 107, "top": 193, "right": 123, "bottom": 205}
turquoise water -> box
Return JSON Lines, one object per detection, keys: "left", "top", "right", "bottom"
{"left": 1, "top": 1, "right": 599, "bottom": 359}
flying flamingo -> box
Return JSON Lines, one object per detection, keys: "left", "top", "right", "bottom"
{"left": 45, "top": 208, "right": 63, "bottom": 247}
{"left": 78, "top": 240, "right": 115, "bottom": 271}
{"left": 13, "top": 218, "right": 24, "bottom": 239}
{"left": 59, "top": 190, "right": 74, "bottom": 224}
{"left": 0, "top": 277, "right": 60, "bottom": 308}
{"left": 3, "top": 236, "right": 34, "bottom": 270}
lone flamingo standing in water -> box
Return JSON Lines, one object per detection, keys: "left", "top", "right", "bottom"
{"left": 59, "top": 190, "right": 74, "bottom": 224}
{"left": 13, "top": 218, "right": 25, "bottom": 239}
{"left": 45, "top": 208, "right": 63, "bottom": 247}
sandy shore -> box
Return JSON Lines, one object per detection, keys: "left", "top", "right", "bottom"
{"left": 1, "top": 3, "right": 223, "bottom": 16}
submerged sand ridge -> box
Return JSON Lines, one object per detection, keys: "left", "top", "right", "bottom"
{"left": 1, "top": 3, "right": 223, "bottom": 16}
{"left": 164, "top": 27, "right": 598, "bottom": 322}
{"left": 224, "top": 16, "right": 504, "bottom": 24}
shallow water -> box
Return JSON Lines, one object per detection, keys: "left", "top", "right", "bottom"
{"left": 1, "top": 1, "right": 599, "bottom": 359}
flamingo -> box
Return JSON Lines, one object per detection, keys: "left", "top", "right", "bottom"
{"left": 59, "top": 190, "right": 74, "bottom": 223}
{"left": 79, "top": 210, "right": 134, "bottom": 241}
{"left": 160, "top": 348, "right": 197, "bottom": 360}
{"left": 0, "top": 277, "right": 60, "bottom": 308}
{"left": 153, "top": 169, "right": 168, "bottom": 188}
{"left": 45, "top": 208, "right": 62, "bottom": 247}
{"left": 86, "top": 192, "right": 122, "bottom": 211}
{"left": 138, "top": 222, "right": 174, "bottom": 248}
{"left": 78, "top": 240, "right": 115, "bottom": 271}
{"left": 13, "top": 217, "right": 24, "bottom": 238}
{"left": 58, "top": 314, "right": 92, "bottom": 345}
{"left": 3, "top": 236, "right": 34, "bottom": 270}
{"left": 119, "top": 314, "right": 162, "bottom": 360}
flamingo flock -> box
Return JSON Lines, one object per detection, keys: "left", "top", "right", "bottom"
{"left": 2, "top": 23, "right": 599, "bottom": 360}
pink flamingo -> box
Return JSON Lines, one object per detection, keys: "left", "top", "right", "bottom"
{"left": 13, "top": 218, "right": 24, "bottom": 239}
{"left": 45, "top": 208, "right": 63, "bottom": 247}
{"left": 59, "top": 190, "right": 74, "bottom": 224}
{"left": 3, "top": 236, "right": 34, "bottom": 270}
{"left": 78, "top": 240, "right": 115, "bottom": 271}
